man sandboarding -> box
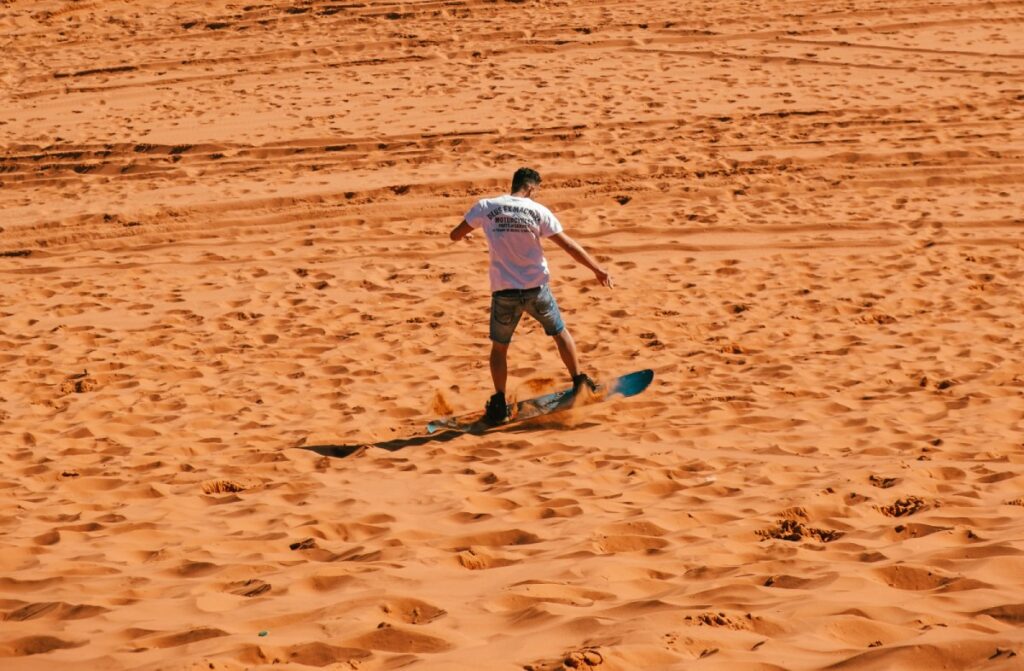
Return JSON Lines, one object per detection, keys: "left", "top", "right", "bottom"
{"left": 448, "top": 167, "right": 615, "bottom": 426}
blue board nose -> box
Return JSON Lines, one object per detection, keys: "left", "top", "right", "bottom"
{"left": 610, "top": 369, "right": 654, "bottom": 398}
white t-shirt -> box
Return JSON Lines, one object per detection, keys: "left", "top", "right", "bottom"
{"left": 464, "top": 195, "right": 563, "bottom": 292}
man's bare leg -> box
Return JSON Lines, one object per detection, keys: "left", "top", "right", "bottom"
{"left": 553, "top": 328, "right": 580, "bottom": 379}
{"left": 490, "top": 341, "right": 509, "bottom": 394}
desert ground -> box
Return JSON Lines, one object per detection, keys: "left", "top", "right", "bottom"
{"left": 1, "top": 1, "right": 1023, "bottom": 669}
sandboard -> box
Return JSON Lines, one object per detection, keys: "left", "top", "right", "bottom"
{"left": 426, "top": 369, "right": 654, "bottom": 434}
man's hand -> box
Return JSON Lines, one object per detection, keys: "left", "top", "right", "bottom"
{"left": 450, "top": 220, "right": 474, "bottom": 242}
{"left": 594, "top": 268, "right": 614, "bottom": 288}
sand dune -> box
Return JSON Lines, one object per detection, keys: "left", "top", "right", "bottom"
{"left": 1, "top": 0, "right": 1022, "bottom": 669}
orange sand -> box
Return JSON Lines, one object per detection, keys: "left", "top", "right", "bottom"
{"left": 1, "top": 1, "right": 1023, "bottom": 670}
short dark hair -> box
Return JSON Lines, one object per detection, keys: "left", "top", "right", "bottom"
{"left": 511, "top": 167, "right": 541, "bottom": 193}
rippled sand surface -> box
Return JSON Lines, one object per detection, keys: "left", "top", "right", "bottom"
{"left": 1, "top": 1, "right": 1023, "bottom": 669}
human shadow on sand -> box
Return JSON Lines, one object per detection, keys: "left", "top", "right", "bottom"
{"left": 298, "top": 429, "right": 466, "bottom": 458}
{"left": 298, "top": 419, "right": 600, "bottom": 458}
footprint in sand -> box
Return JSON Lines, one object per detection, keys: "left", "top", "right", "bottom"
{"left": 346, "top": 625, "right": 451, "bottom": 654}
{"left": 380, "top": 597, "right": 447, "bottom": 625}
{"left": 0, "top": 635, "right": 87, "bottom": 657}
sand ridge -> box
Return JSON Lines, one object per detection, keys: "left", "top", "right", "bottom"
{"left": 1, "top": 0, "right": 1023, "bottom": 669}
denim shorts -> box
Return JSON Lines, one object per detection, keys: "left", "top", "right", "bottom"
{"left": 489, "top": 284, "right": 565, "bottom": 344}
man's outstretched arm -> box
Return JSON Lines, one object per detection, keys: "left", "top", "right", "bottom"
{"left": 549, "top": 232, "right": 614, "bottom": 288}
{"left": 450, "top": 220, "right": 474, "bottom": 242}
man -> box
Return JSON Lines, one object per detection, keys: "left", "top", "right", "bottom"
{"left": 449, "top": 167, "right": 614, "bottom": 425}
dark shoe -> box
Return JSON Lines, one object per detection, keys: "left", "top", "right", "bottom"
{"left": 572, "top": 373, "right": 598, "bottom": 395}
{"left": 484, "top": 391, "right": 508, "bottom": 425}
